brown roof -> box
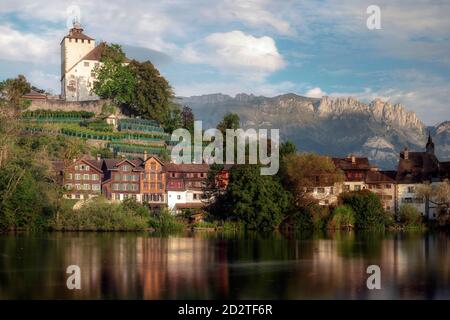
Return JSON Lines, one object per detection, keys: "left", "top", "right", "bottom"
{"left": 63, "top": 26, "right": 94, "bottom": 41}
{"left": 366, "top": 170, "right": 396, "bottom": 183}
{"left": 103, "top": 158, "right": 144, "bottom": 171}
{"left": 165, "top": 163, "right": 210, "bottom": 173}
{"left": 396, "top": 151, "right": 440, "bottom": 183}
{"left": 82, "top": 42, "right": 105, "bottom": 61}
{"left": 332, "top": 157, "right": 370, "bottom": 170}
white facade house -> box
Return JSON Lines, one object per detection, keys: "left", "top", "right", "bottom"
{"left": 61, "top": 21, "right": 102, "bottom": 101}
{"left": 167, "top": 191, "right": 187, "bottom": 211}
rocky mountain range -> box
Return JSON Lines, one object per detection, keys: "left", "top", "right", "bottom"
{"left": 177, "top": 93, "right": 449, "bottom": 169}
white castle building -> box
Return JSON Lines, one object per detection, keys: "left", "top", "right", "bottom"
{"left": 61, "top": 22, "right": 104, "bottom": 101}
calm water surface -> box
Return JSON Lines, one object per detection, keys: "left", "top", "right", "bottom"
{"left": 1, "top": 231, "right": 450, "bottom": 299}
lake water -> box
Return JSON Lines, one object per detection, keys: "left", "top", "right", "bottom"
{"left": 1, "top": 231, "right": 450, "bottom": 299}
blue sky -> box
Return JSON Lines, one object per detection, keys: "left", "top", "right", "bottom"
{"left": 1, "top": 0, "right": 449, "bottom": 125}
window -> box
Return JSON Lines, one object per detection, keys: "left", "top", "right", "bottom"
{"left": 66, "top": 173, "right": 73, "bottom": 180}
{"left": 150, "top": 163, "right": 156, "bottom": 171}
{"left": 344, "top": 185, "right": 350, "bottom": 191}
{"left": 92, "top": 184, "right": 100, "bottom": 191}
{"left": 385, "top": 184, "right": 392, "bottom": 189}
{"left": 177, "top": 195, "right": 181, "bottom": 200}
{"left": 84, "top": 61, "right": 89, "bottom": 67}
{"left": 65, "top": 184, "right": 73, "bottom": 190}
{"left": 75, "top": 174, "right": 81, "bottom": 180}
{"left": 122, "top": 165, "right": 131, "bottom": 171}
{"left": 121, "top": 184, "right": 127, "bottom": 191}
{"left": 408, "top": 186, "right": 415, "bottom": 193}
{"left": 403, "top": 197, "right": 413, "bottom": 203}
{"left": 112, "top": 184, "right": 119, "bottom": 191}
{"left": 158, "top": 183, "right": 163, "bottom": 190}
{"left": 115, "top": 174, "right": 121, "bottom": 181}
{"left": 74, "top": 165, "right": 79, "bottom": 171}
{"left": 92, "top": 174, "right": 99, "bottom": 180}
{"left": 355, "top": 185, "right": 361, "bottom": 191}
{"left": 83, "top": 174, "right": 90, "bottom": 180}
{"left": 83, "top": 184, "right": 90, "bottom": 190}
{"left": 317, "top": 188, "right": 325, "bottom": 194}
{"left": 76, "top": 184, "right": 81, "bottom": 190}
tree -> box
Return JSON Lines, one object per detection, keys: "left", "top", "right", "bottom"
{"left": 181, "top": 105, "right": 195, "bottom": 133}
{"left": 217, "top": 112, "right": 240, "bottom": 134}
{"left": 417, "top": 181, "right": 450, "bottom": 215}
{"left": 93, "top": 44, "right": 180, "bottom": 131}
{"left": 280, "top": 141, "right": 296, "bottom": 158}
{"left": 282, "top": 153, "right": 343, "bottom": 206}
{"left": 209, "top": 165, "right": 291, "bottom": 230}
{"left": 399, "top": 204, "right": 423, "bottom": 227}
{"left": 93, "top": 46, "right": 136, "bottom": 106}
{"left": 0, "top": 75, "right": 32, "bottom": 168}
{"left": 340, "top": 190, "right": 391, "bottom": 229}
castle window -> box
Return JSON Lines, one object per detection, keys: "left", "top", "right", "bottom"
{"left": 82, "top": 39, "right": 84, "bottom": 43}
{"left": 84, "top": 62, "right": 89, "bottom": 67}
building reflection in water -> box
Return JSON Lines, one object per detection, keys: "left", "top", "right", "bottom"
{"left": 1, "top": 231, "right": 450, "bottom": 299}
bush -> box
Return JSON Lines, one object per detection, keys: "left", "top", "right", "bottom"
{"left": 340, "top": 190, "right": 390, "bottom": 230}
{"left": 289, "top": 205, "right": 330, "bottom": 230}
{"left": 148, "top": 208, "right": 185, "bottom": 232}
{"left": 52, "top": 198, "right": 150, "bottom": 231}
{"left": 328, "top": 205, "right": 355, "bottom": 229}
{"left": 399, "top": 204, "right": 423, "bottom": 226}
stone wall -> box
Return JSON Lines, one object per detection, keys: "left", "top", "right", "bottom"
{"left": 28, "top": 99, "right": 110, "bottom": 115}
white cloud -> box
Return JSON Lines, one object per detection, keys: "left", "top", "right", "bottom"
{"left": 0, "top": 25, "right": 56, "bottom": 63}
{"left": 305, "top": 87, "right": 326, "bottom": 98}
{"left": 181, "top": 30, "right": 285, "bottom": 77}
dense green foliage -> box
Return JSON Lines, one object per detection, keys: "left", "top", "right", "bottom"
{"left": 399, "top": 204, "right": 423, "bottom": 227}
{"left": 340, "top": 190, "right": 392, "bottom": 229}
{"left": 148, "top": 208, "right": 185, "bottom": 232}
{"left": 209, "top": 165, "right": 291, "bottom": 230}
{"left": 328, "top": 205, "right": 356, "bottom": 229}
{"left": 93, "top": 44, "right": 181, "bottom": 132}
{"left": 52, "top": 198, "right": 150, "bottom": 231}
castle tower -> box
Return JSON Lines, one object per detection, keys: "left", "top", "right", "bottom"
{"left": 60, "top": 20, "right": 96, "bottom": 100}
{"left": 426, "top": 132, "right": 435, "bottom": 154}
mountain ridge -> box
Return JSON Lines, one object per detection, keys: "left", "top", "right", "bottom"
{"left": 177, "top": 93, "right": 448, "bottom": 169}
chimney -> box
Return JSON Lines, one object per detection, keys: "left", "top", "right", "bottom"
{"left": 96, "top": 154, "right": 101, "bottom": 161}
{"left": 403, "top": 147, "right": 409, "bottom": 160}
{"left": 143, "top": 150, "right": 148, "bottom": 161}
{"left": 351, "top": 155, "right": 356, "bottom": 165}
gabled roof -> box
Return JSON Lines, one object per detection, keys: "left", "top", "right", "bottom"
{"left": 143, "top": 155, "right": 165, "bottom": 167}
{"left": 332, "top": 157, "right": 370, "bottom": 171}
{"left": 67, "top": 158, "right": 103, "bottom": 173}
{"left": 103, "top": 158, "right": 144, "bottom": 171}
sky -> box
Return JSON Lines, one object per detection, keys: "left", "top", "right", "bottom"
{"left": 0, "top": 0, "right": 449, "bottom": 125}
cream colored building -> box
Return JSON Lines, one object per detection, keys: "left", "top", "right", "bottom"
{"left": 61, "top": 21, "right": 103, "bottom": 101}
